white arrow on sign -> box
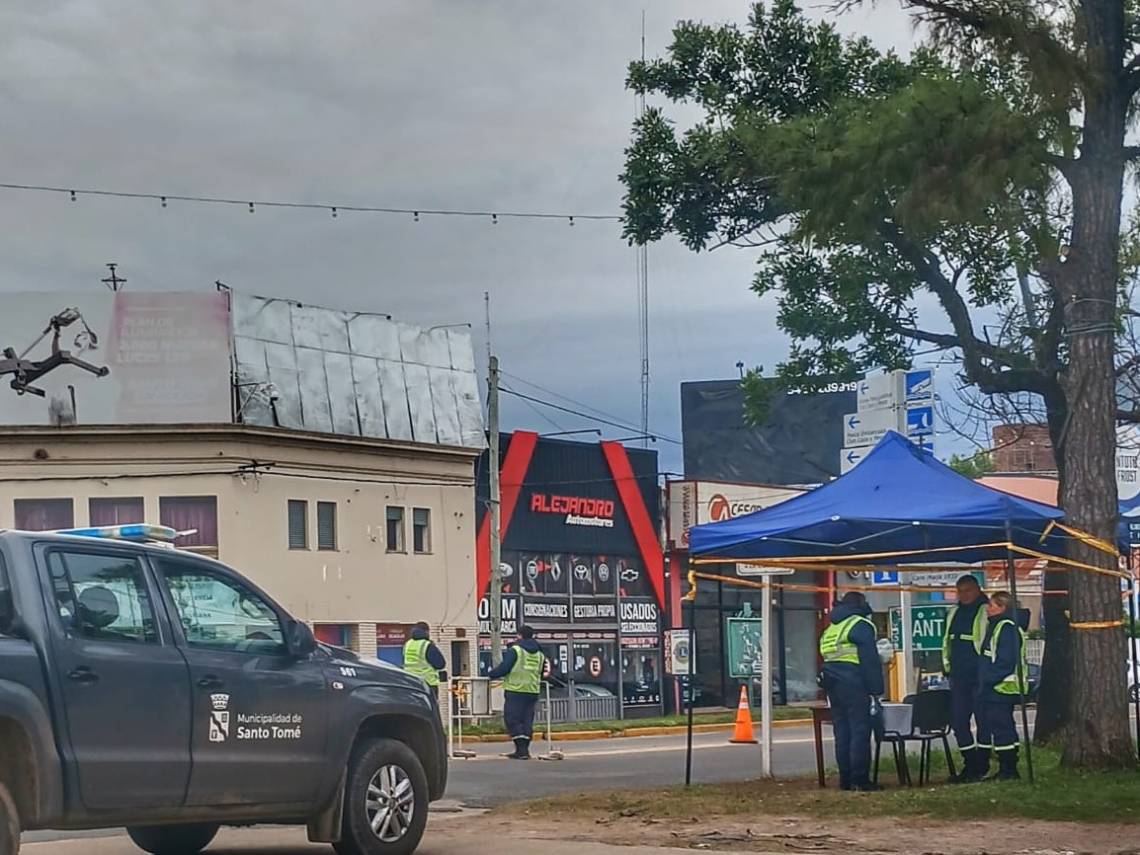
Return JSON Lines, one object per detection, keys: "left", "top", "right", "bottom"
{"left": 843, "top": 407, "right": 902, "bottom": 448}
{"left": 857, "top": 372, "right": 902, "bottom": 412}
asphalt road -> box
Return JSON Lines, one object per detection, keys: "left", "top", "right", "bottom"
{"left": 22, "top": 725, "right": 834, "bottom": 850}
{"left": 447, "top": 725, "right": 830, "bottom": 805}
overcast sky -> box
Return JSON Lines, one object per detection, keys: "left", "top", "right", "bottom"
{"left": 0, "top": 1, "right": 924, "bottom": 472}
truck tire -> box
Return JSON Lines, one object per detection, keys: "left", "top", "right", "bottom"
{"left": 334, "top": 737, "right": 429, "bottom": 855}
{"left": 0, "top": 782, "right": 19, "bottom": 855}
{"left": 126, "top": 823, "right": 219, "bottom": 855}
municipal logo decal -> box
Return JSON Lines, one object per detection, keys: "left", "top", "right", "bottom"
{"left": 209, "top": 693, "right": 230, "bottom": 743}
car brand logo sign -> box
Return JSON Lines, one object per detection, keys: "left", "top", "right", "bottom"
{"left": 620, "top": 566, "right": 640, "bottom": 583}
{"left": 525, "top": 560, "right": 539, "bottom": 581}
{"left": 597, "top": 562, "right": 610, "bottom": 583}
{"left": 574, "top": 563, "right": 590, "bottom": 581}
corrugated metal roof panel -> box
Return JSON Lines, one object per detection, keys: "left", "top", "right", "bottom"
{"left": 232, "top": 292, "right": 484, "bottom": 449}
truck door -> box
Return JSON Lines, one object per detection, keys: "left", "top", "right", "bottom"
{"left": 43, "top": 545, "right": 193, "bottom": 810}
{"left": 152, "top": 555, "right": 329, "bottom": 807}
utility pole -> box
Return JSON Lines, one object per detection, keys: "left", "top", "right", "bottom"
{"left": 488, "top": 354, "right": 503, "bottom": 666}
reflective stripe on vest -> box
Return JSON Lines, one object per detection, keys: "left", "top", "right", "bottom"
{"left": 941, "top": 604, "right": 986, "bottom": 673}
{"left": 983, "top": 619, "right": 1029, "bottom": 696}
{"left": 402, "top": 638, "right": 440, "bottom": 687}
{"left": 502, "top": 647, "right": 544, "bottom": 694}
{"left": 819, "top": 615, "right": 874, "bottom": 664}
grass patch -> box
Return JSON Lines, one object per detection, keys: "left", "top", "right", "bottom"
{"left": 461, "top": 706, "right": 811, "bottom": 737}
{"left": 505, "top": 747, "right": 1140, "bottom": 824}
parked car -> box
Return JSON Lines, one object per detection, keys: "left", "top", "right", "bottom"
{"left": 0, "top": 526, "right": 447, "bottom": 855}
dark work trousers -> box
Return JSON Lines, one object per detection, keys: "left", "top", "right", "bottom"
{"left": 827, "top": 680, "right": 872, "bottom": 787}
{"left": 949, "top": 677, "right": 981, "bottom": 751}
{"left": 503, "top": 691, "right": 540, "bottom": 741}
{"left": 983, "top": 697, "right": 1019, "bottom": 752}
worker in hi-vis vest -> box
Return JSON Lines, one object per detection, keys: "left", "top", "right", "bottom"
{"left": 487, "top": 625, "right": 546, "bottom": 760}
{"left": 976, "top": 591, "right": 1029, "bottom": 781}
{"left": 402, "top": 622, "right": 447, "bottom": 687}
{"left": 941, "top": 574, "right": 989, "bottom": 782}
{"left": 819, "top": 591, "right": 884, "bottom": 791}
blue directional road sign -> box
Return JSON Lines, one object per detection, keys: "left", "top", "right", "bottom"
{"left": 872, "top": 570, "right": 899, "bottom": 586}
{"left": 905, "top": 406, "right": 934, "bottom": 438}
{"left": 905, "top": 369, "right": 933, "bottom": 403}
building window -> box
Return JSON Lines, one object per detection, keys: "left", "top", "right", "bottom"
{"left": 386, "top": 506, "right": 405, "bottom": 553}
{"left": 317, "top": 502, "right": 337, "bottom": 551}
{"left": 89, "top": 497, "right": 145, "bottom": 527}
{"left": 14, "top": 498, "right": 74, "bottom": 531}
{"left": 159, "top": 496, "right": 219, "bottom": 557}
{"left": 413, "top": 508, "right": 431, "bottom": 554}
{"left": 287, "top": 500, "right": 309, "bottom": 550}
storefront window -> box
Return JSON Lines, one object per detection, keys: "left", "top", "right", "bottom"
{"left": 621, "top": 643, "right": 661, "bottom": 707}
{"left": 571, "top": 639, "right": 618, "bottom": 697}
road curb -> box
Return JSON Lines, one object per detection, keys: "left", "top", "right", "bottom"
{"left": 458, "top": 717, "right": 811, "bottom": 743}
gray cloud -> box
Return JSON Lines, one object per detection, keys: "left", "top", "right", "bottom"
{"left": 0, "top": 1, "right": 918, "bottom": 471}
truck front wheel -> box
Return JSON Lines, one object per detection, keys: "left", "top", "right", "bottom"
{"left": 335, "top": 737, "right": 429, "bottom": 855}
{"left": 0, "top": 781, "right": 19, "bottom": 855}
{"left": 126, "top": 823, "right": 219, "bottom": 855}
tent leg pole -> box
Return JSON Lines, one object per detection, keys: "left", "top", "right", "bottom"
{"left": 1129, "top": 550, "right": 1139, "bottom": 765}
{"left": 1005, "top": 524, "right": 1034, "bottom": 784}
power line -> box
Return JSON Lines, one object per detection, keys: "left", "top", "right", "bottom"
{"left": 0, "top": 182, "right": 620, "bottom": 225}
{"left": 500, "top": 370, "right": 647, "bottom": 430}
{"left": 500, "top": 385, "right": 682, "bottom": 445}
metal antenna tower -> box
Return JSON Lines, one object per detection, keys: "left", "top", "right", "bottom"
{"left": 637, "top": 10, "right": 650, "bottom": 446}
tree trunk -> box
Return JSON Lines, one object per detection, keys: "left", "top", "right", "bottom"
{"left": 1034, "top": 391, "right": 1071, "bottom": 745}
{"left": 1055, "top": 5, "right": 1134, "bottom": 764}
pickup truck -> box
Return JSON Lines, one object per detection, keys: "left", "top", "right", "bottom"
{"left": 0, "top": 526, "right": 448, "bottom": 855}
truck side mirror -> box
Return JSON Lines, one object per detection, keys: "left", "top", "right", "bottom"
{"left": 287, "top": 620, "right": 317, "bottom": 658}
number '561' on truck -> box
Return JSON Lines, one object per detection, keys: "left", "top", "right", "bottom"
{"left": 0, "top": 526, "right": 448, "bottom": 855}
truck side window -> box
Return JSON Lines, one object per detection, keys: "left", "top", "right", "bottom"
{"left": 47, "top": 551, "right": 158, "bottom": 644}
{"left": 158, "top": 562, "right": 286, "bottom": 655}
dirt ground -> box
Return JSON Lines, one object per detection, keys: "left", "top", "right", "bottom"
{"left": 465, "top": 810, "right": 1140, "bottom": 854}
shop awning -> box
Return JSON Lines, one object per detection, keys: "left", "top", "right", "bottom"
{"left": 688, "top": 431, "right": 1071, "bottom": 567}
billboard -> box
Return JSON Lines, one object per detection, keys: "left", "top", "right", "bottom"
{"left": 0, "top": 292, "right": 232, "bottom": 426}
{"left": 680, "top": 379, "right": 855, "bottom": 485}
{"left": 666, "top": 480, "right": 804, "bottom": 550}
{"left": 231, "top": 293, "right": 483, "bottom": 449}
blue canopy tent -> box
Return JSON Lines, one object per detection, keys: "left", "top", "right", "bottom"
{"left": 689, "top": 432, "right": 1070, "bottom": 567}
{"left": 687, "top": 431, "right": 1129, "bottom": 784}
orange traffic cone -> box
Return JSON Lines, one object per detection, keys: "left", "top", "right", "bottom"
{"left": 729, "top": 685, "right": 758, "bottom": 744}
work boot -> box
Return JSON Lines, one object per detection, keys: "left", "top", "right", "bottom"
{"left": 968, "top": 749, "right": 991, "bottom": 782}
{"left": 948, "top": 749, "right": 974, "bottom": 783}
{"left": 850, "top": 782, "right": 883, "bottom": 792}
{"left": 994, "top": 748, "right": 1020, "bottom": 781}
{"left": 512, "top": 737, "right": 532, "bottom": 760}
{"left": 503, "top": 737, "right": 525, "bottom": 759}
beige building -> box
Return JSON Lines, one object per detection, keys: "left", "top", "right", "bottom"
{"left": 0, "top": 424, "right": 480, "bottom": 679}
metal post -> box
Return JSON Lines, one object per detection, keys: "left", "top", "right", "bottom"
{"left": 760, "top": 578, "right": 773, "bottom": 777}
{"left": 900, "top": 587, "right": 914, "bottom": 699}
{"left": 446, "top": 678, "right": 455, "bottom": 760}
{"left": 1129, "top": 551, "right": 1139, "bottom": 764}
{"left": 1004, "top": 522, "right": 1034, "bottom": 784}
{"left": 685, "top": 597, "right": 695, "bottom": 787}
{"left": 488, "top": 355, "right": 502, "bottom": 666}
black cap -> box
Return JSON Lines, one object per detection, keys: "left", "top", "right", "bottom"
{"left": 520, "top": 625, "right": 535, "bottom": 639}
{"left": 839, "top": 591, "right": 867, "bottom": 609}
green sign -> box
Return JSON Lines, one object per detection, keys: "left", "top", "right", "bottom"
{"left": 725, "top": 617, "right": 763, "bottom": 678}
{"left": 889, "top": 604, "right": 951, "bottom": 652}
